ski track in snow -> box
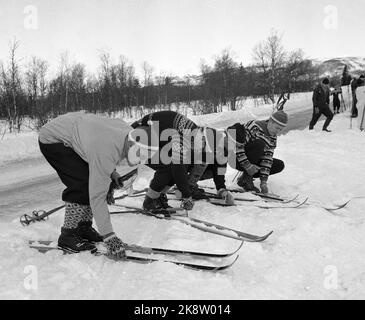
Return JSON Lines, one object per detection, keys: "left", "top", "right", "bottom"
{"left": 1, "top": 89, "right": 365, "bottom": 299}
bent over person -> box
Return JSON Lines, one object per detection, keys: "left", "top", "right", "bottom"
{"left": 227, "top": 110, "right": 287, "bottom": 194}
{"left": 131, "top": 110, "right": 201, "bottom": 212}
{"left": 38, "top": 112, "right": 153, "bottom": 257}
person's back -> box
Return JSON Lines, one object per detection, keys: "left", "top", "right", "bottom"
{"left": 312, "top": 82, "right": 330, "bottom": 110}
{"left": 309, "top": 77, "right": 333, "bottom": 131}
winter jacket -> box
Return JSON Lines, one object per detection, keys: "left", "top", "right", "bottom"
{"left": 227, "top": 119, "right": 277, "bottom": 182}
{"left": 312, "top": 83, "right": 330, "bottom": 110}
{"left": 131, "top": 111, "right": 197, "bottom": 197}
{"left": 39, "top": 112, "right": 132, "bottom": 236}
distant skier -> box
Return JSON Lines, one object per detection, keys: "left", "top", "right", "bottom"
{"left": 186, "top": 111, "right": 288, "bottom": 196}
{"left": 350, "top": 74, "right": 365, "bottom": 118}
{"left": 131, "top": 111, "right": 202, "bottom": 212}
{"left": 331, "top": 87, "right": 341, "bottom": 114}
{"left": 38, "top": 112, "right": 154, "bottom": 257}
{"left": 309, "top": 77, "right": 333, "bottom": 132}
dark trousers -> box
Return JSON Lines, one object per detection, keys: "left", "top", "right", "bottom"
{"left": 352, "top": 94, "right": 358, "bottom": 117}
{"left": 147, "top": 164, "right": 186, "bottom": 192}
{"left": 333, "top": 101, "right": 340, "bottom": 113}
{"left": 39, "top": 141, "right": 90, "bottom": 205}
{"left": 309, "top": 105, "right": 334, "bottom": 130}
{"left": 200, "top": 159, "right": 284, "bottom": 181}
{"left": 204, "top": 139, "right": 284, "bottom": 179}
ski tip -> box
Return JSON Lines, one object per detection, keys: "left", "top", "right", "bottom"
{"left": 219, "top": 254, "right": 239, "bottom": 270}
{"left": 258, "top": 230, "right": 274, "bottom": 242}
{"left": 238, "top": 240, "right": 244, "bottom": 250}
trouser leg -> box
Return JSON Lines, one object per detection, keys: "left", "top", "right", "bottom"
{"left": 322, "top": 105, "right": 334, "bottom": 130}
{"left": 309, "top": 109, "right": 322, "bottom": 129}
{"left": 39, "top": 141, "right": 90, "bottom": 205}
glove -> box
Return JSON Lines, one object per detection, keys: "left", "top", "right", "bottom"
{"left": 106, "top": 181, "right": 116, "bottom": 205}
{"left": 111, "top": 169, "right": 138, "bottom": 191}
{"left": 175, "top": 189, "right": 182, "bottom": 199}
{"left": 217, "top": 188, "right": 235, "bottom": 205}
{"left": 103, "top": 233, "right": 126, "bottom": 258}
{"left": 260, "top": 181, "right": 269, "bottom": 194}
{"left": 180, "top": 197, "right": 194, "bottom": 210}
{"left": 118, "top": 172, "right": 137, "bottom": 191}
{"left": 244, "top": 163, "right": 261, "bottom": 176}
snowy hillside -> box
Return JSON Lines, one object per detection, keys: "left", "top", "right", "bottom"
{"left": 313, "top": 56, "right": 365, "bottom": 77}
{"left": 1, "top": 89, "right": 365, "bottom": 300}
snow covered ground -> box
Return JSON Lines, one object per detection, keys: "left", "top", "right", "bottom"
{"left": 1, "top": 88, "right": 365, "bottom": 300}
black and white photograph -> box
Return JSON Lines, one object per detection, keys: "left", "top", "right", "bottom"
{"left": 1, "top": 0, "right": 365, "bottom": 303}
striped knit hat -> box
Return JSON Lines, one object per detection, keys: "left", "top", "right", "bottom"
{"left": 270, "top": 110, "right": 288, "bottom": 127}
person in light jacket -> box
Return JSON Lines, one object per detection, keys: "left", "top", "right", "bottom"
{"left": 38, "top": 112, "right": 156, "bottom": 257}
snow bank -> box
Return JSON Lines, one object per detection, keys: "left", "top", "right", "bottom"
{"left": 0, "top": 131, "right": 40, "bottom": 165}
{"left": 1, "top": 102, "right": 365, "bottom": 299}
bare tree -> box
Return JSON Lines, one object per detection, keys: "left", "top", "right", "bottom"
{"left": 0, "top": 39, "right": 23, "bottom": 132}
{"left": 141, "top": 61, "right": 154, "bottom": 108}
{"left": 69, "top": 63, "right": 86, "bottom": 110}
{"left": 99, "top": 52, "right": 113, "bottom": 110}
{"left": 252, "top": 29, "right": 286, "bottom": 102}
{"left": 25, "top": 56, "right": 48, "bottom": 129}
{"left": 214, "top": 48, "right": 240, "bottom": 110}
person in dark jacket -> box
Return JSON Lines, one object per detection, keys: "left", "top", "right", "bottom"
{"left": 184, "top": 128, "right": 235, "bottom": 205}
{"left": 131, "top": 111, "right": 199, "bottom": 212}
{"left": 309, "top": 77, "right": 333, "bottom": 132}
{"left": 350, "top": 74, "right": 365, "bottom": 118}
{"left": 331, "top": 87, "right": 341, "bottom": 114}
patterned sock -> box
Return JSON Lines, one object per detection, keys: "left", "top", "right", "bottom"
{"left": 63, "top": 202, "right": 84, "bottom": 229}
{"left": 79, "top": 205, "right": 93, "bottom": 222}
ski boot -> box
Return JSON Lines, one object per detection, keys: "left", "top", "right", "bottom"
{"left": 158, "top": 193, "right": 172, "bottom": 209}
{"left": 143, "top": 195, "right": 170, "bottom": 215}
{"left": 190, "top": 184, "right": 209, "bottom": 200}
{"left": 77, "top": 220, "right": 103, "bottom": 243}
{"left": 237, "top": 172, "right": 260, "bottom": 193}
{"left": 58, "top": 227, "right": 97, "bottom": 253}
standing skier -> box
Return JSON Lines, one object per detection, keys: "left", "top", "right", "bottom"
{"left": 331, "top": 87, "right": 341, "bottom": 114}
{"left": 309, "top": 77, "right": 333, "bottom": 132}
{"left": 38, "top": 112, "right": 155, "bottom": 257}
{"left": 350, "top": 74, "right": 365, "bottom": 118}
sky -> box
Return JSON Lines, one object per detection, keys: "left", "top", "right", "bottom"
{"left": 1, "top": 0, "right": 365, "bottom": 78}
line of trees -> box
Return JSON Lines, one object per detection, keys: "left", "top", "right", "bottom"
{"left": 0, "top": 31, "right": 350, "bottom": 133}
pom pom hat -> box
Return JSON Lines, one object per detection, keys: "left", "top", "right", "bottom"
{"left": 270, "top": 110, "right": 288, "bottom": 127}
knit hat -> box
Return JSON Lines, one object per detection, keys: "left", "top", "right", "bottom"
{"left": 270, "top": 110, "right": 288, "bottom": 127}
{"left": 322, "top": 77, "right": 330, "bottom": 85}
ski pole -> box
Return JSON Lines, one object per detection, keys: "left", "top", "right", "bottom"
{"left": 20, "top": 204, "right": 65, "bottom": 226}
